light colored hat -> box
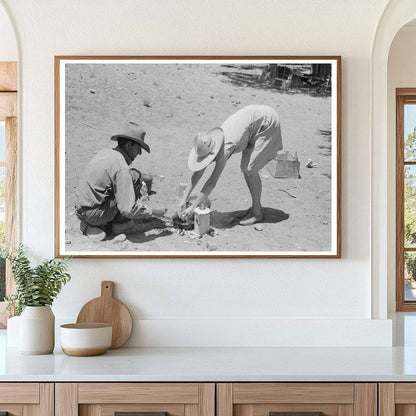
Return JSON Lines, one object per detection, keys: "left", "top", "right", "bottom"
{"left": 188, "top": 128, "right": 224, "bottom": 171}
{"left": 111, "top": 121, "right": 150, "bottom": 153}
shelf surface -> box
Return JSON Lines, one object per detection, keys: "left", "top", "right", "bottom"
{"left": 1, "top": 330, "right": 416, "bottom": 382}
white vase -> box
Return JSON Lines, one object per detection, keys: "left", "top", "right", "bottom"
{"left": 19, "top": 306, "right": 55, "bottom": 354}
{"left": 6, "top": 315, "right": 20, "bottom": 347}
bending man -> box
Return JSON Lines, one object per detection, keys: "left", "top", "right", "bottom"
{"left": 179, "top": 105, "right": 283, "bottom": 225}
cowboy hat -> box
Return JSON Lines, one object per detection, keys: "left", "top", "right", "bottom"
{"left": 111, "top": 121, "right": 150, "bottom": 153}
{"left": 188, "top": 128, "right": 224, "bottom": 171}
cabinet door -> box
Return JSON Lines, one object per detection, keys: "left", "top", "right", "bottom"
{"left": 217, "top": 383, "right": 377, "bottom": 416}
{"left": 0, "top": 383, "right": 53, "bottom": 416}
{"left": 379, "top": 383, "right": 416, "bottom": 416}
{"left": 56, "top": 383, "right": 215, "bottom": 416}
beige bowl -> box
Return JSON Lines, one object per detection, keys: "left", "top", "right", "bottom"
{"left": 60, "top": 323, "right": 112, "bottom": 356}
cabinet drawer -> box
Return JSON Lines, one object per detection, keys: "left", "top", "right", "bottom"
{"left": 0, "top": 383, "right": 53, "bottom": 416}
{"left": 217, "top": 383, "right": 376, "bottom": 416}
{"left": 0, "top": 383, "right": 39, "bottom": 403}
{"left": 78, "top": 383, "right": 200, "bottom": 404}
{"left": 379, "top": 383, "right": 416, "bottom": 416}
{"left": 56, "top": 383, "right": 215, "bottom": 416}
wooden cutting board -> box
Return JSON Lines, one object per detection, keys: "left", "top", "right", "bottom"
{"left": 76, "top": 281, "right": 133, "bottom": 349}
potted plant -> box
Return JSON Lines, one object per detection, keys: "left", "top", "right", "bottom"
{"left": 1, "top": 245, "right": 71, "bottom": 354}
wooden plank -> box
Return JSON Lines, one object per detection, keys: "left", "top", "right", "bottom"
{"left": 337, "top": 404, "right": 353, "bottom": 416}
{"left": 354, "top": 384, "right": 377, "bottom": 416}
{"left": 240, "top": 404, "right": 253, "bottom": 416}
{"left": 0, "top": 116, "right": 18, "bottom": 328}
{"left": 199, "top": 384, "right": 215, "bottom": 416}
{"left": 379, "top": 384, "right": 395, "bottom": 416}
{"left": 80, "top": 404, "right": 101, "bottom": 416}
{"left": 0, "top": 310, "right": 6, "bottom": 329}
{"left": 0, "top": 405, "right": 23, "bottom": 415}
{"left": 397, "top": 88, "right": 416, "bottom": 96}
{"left": 0, "top": 62, "right": 17, "bottom": 92}
{"left": 39, "top": 383, "right": 54, "bottom": 416}
{"left": 23, "top": 404, "right": 39, "bottom": 416}
{"left": 185, "top": 404, "right": 198, "bottom": 416}
{"left": 0, "top": 92, "right": 17, "bottom": 120}
{"left": 217, "top": 384, "right": 233, "bottom": 416}
{"left": 101, "top": 403, "right": 185, "bottom": 416}
{"left": 5, "top": 116, "right": 17, "bottom": 293}
{"left": 0, "top": 383, "right": 39, "bottom": 403}
{"left": 78, "top": 383, "right": 199, "bottom": 404}
{"left": 233, "top": 383, "right": 354, "bottom": 404}
{"left": 397, "top": 405, "right": 416, "bottom": 416}
{"left": 55, "top": 383, "right": 78, "bottom": 416}
{"left": 395, "top": 383, "right": 416, "bottom": 403}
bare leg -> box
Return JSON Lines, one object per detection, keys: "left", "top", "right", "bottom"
{"left": 240, "top": 171, "right": 264, "bottom": 225}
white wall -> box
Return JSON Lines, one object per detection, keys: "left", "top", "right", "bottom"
{"left": 387, "top": 25, "right": 416, "bottom": 312}
{"left": 0, "top": 3, "right": 16, "bottom": 61}
{"left": 0, "top": 0, "right": 393, "bottom": 346}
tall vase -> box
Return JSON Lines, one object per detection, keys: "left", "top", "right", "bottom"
{"left": 6, "top": 315, "right": 20, "bottom": 347}
{"left": 19, "top": 306, "right": 55, "bottom": 354}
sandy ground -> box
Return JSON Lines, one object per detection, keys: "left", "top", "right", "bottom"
{"left": 64, "top": 63, "right": 333, "bottom": 253}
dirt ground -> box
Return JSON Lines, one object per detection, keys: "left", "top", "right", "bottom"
{"left": 64, "top": 63, "right": 333, "bottom": 253}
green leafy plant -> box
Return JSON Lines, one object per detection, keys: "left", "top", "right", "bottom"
{"left": 1, "top": 245, "right": 71, "bottom": 316}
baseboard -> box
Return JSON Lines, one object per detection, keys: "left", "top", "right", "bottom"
{"left": 56, "top": 317, "right": 392, "bottom": 347}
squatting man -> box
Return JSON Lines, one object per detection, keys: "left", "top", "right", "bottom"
{"left": 75, "top": 121, "right": 166, "bottom": 241}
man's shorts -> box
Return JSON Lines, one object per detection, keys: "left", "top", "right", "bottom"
{"left": 240, "top": 119, "right": 283, "bottom": 173}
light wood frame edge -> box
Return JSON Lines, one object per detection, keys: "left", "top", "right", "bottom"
{"left": 217, "top": 383, "right": 233, "bottom": 416}
{"left": 379, "top": 383, "right": 395, "bottom": 416}
{"left": 54, "top": 56, "right": 61, "bottom": 258}
{"left": 40, "top": 383, "right": 55, "bottom": 416}
{"left": 55, "top": 383, "right": 78, "bottom": 416}
{"left": 0, "top": 61, "right": 18, "bottom": 328}
{"left": 200, "top": 383, "right": 215, "bottom": 416}
{"left": 54, "top": 55, "right": 342, "bottom": 258}
{"left": 0, "top": 116, "right": 17, "bottom": 327}
{"left": 353, "top": 384, "right": 377, "bottom": 416}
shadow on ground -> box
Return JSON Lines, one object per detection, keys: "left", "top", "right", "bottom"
{"left": 211, "top": 207, "right": 289, "bottom": 229}
{"left": 107, "top": 218, "right": 173, "bottom": 243}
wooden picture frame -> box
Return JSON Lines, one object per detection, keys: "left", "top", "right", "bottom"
{"left": 55, "top": 56, "right": 341, "bottom": 258}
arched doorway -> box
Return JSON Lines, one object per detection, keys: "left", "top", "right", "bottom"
{"left": 371, "top": 0, "right": 416, "bottom": 319}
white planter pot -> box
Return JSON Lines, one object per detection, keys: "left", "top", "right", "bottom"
{"left": 19, "top": 306, "right": 55, "bottom": 354}
{"left": 6, "top": 315, "right": 20, "bottom": 347}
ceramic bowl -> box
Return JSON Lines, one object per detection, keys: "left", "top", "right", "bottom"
{"left": 60, "top": 323, "right": 112, "bottom": 356}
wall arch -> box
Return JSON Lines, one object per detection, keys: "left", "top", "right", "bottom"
{"left": 371, "top": 0, "right": 416, "bottom": 319}
{"left": 0, "top": 1, "right": 19, "bottom": 61}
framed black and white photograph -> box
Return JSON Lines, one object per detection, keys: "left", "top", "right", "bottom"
{"left": 55, "top": 56, "right": 341, "bottom": 258}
